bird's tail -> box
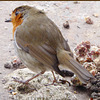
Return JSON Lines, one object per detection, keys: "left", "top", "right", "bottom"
{"left": 57, "top": 49, "right": 94, "bottom": 84}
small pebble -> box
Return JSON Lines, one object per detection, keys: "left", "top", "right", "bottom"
{"left": 4, "top": 62, "right": 12, "bottom": 69}
{"left": 63, "top": 21, "right": 70, "bottom": 29}
{"left": 77, "top": 26, "right": 80, "bottom": 29}
{"left": 2, "top": 79, "right": 8, "bottom": 84}
{"left": 9, "top": 50, "right": 11, "bottom": 52}
{"left": 10, "top": 39, "right": 14, "bottom": 41}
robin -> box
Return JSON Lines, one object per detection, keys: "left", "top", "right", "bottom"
{"left": 5, "top": 5, "right": 94, "bottom": 85}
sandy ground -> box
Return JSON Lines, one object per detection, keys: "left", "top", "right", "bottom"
{"left": 0, "top": 1, "right": 100, "bottom": 100}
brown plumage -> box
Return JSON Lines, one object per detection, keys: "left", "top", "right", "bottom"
{"left": 5, "top": 5, "right": 94, "bottom": 84}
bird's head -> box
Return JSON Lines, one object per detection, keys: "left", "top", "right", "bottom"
{"left": 5, "top": 5, "right": 31, "bottom": 37}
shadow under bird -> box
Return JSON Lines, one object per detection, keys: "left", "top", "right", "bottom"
{"left": 5, "top": 5, "right": 94, "bottom": 84}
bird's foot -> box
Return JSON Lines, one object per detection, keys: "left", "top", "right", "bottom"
{"left": 12, "top": 77, "right": 29, "bottom": 84}
{"left": 45, "top": 78, "right": 60, "bottom": 86}
{"left": 45, "top": 78, "right": 71, "bottom": 86}
{"left": 59, "top": 79, "right": 71, "bottom": 86}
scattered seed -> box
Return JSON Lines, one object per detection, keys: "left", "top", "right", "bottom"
{"left": 85, "top": 17, "right": 93, "bottom": 24}
{"left": 93, "top": 13, "right": 98, "bottom": 17}
{"left": 12, "top": 92, "right": 17, "bottom": 95}
{"left": 74, "top": 91, "right": 77, "bottom": 94}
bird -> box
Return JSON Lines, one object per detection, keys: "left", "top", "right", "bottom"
{"left": 5, "top": 5, "right": 94, "bottom": 85}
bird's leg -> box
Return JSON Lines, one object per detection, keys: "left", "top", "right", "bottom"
{"left": 12, "top": 71, "right": 45, "bottom": 84}
{"left": 51, "top": 70, "right": 74, "bottom": 86}
{"left": 52, "top": 70, "right": 71, "bottom": 86}
{"left": 52, "top": 71, "right": 58, "bottom": 84}
{"left": 45, "top": 71, "right": 58, "bottom": 86}
{"left": 58, "top": 70, "right": 74, "bottom": 86}
{"left": 45, "top": 71, "right": 71, "bottom": 86}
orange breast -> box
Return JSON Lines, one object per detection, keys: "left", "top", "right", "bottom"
{"left": 11, "top": 12, "right": 23, "bottom": 38}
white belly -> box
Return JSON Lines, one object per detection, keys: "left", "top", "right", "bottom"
{"left": 14, "top": 41, "right": 52, "bottom": 73}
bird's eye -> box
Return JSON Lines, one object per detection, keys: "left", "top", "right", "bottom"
{"left": 15, "top": 11, "right": 19, "bottom": 16}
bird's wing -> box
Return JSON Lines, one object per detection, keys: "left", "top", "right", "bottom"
{"left": 15, "top": 12, "right": 67, "bottom": 76}
{"left": 15, "top": 30, "right": 57, "bottom": 67}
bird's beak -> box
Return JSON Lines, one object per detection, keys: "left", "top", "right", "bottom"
{"left": 5, "top": 18, "right": 12, "bottom": 22}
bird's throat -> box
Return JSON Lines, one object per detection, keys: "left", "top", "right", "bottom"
{"left": 12, "top": 14, "right": 23, "bottom": 38}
